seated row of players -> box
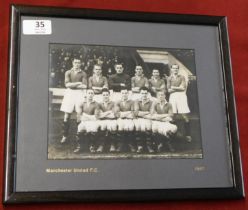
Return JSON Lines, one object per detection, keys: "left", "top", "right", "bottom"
{"left": 73, "top": 87, "right": 177, "bottom": 153}
{"left": 59, "top": 57, "right": 191, "bottom": 153}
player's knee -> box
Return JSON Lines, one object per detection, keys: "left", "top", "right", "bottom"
{"left": 152, "top": 126, "right": 158, "bottom": 133}
{"left": 133, "top": 121, "right": 138, "bottom": 130}
{"left": 100, "top": 123, "right": 107, "bottom": 131}
{"left": 108, "top": 121, "right": 116, "bottom": 131}
{"left": 129, "top": 125, "right": 135, "bottom": 131}
{"left": 118, "top": 124, "right": 124, "bottom": 131}
{"left": 171, "top": 124, "right": 178, "bottom": 133}
{"left": 110, "top": 126, "right": 117, "bottom": 132}
{"left": 78, "top": 123, "right": 85, "bottom": 132}
{"left": 140, "top": 126, "right": 146, "bottom": 132}
{"left": 135, "top": 124, "right": 141, "bottom": 131}
{"left": 111, "top": 123, "right": 118, "bottom": 131}
{"left": 140, "top": 123, "right": 146, "bottom": 132}
{"left": 146, "top": 123, "right": 152, "bottom": 131}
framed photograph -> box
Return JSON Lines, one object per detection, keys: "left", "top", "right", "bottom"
{"left": 3, "top": 5, "right": 244, "bottom": 203}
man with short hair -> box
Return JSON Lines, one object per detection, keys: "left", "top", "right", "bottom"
{"left": 131, "top": 65, "right": 149, "bottom": 93}
{"left": 88, "top": 64, "right": 108, "bottom": 94}
{"left": 133, "top": 87, "right": 154, "bottom": 153}
{"left": 149, "top": 69, "right": 166, "bottom": 96}
{"left": 167, "top": 64, "right": 190, "bottom": 113}
{"left": 151, "top": 91, "right": 177, "bottom": 152}
{"left": 115, "top": 88, "right": 135, "bottom": 152}
{"left": 97, "top": 88, "right": 117, "bottom": 153}
{"left": 167, "top": 64, "right": 191, "bottom": 142}
{"left": 60, "top": 57, "right": 87, "bottom": 144}
{"left": 74, "top": 89, "right": 100, "bottom": 153}
{"left": 108, "top": 63, "right": 131, "bottom": 92}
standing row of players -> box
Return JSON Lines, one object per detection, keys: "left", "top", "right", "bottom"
{"left": 62, "top": 57, "right": 188, "bottom": 97}
{"left": 59, "top": 57, "right": 191, "bottom": 153}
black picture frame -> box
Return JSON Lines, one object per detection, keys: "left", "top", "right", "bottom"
{"left": 3, "top": 4, "right": 244, "bottom": 204}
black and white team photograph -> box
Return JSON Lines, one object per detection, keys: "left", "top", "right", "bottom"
{"left": 48, "top": 44, "right": 202, "bottom": 159}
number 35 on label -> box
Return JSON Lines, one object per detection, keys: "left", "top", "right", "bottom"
{"left": 23, "top": 20, "right": 52, "bottom": 35}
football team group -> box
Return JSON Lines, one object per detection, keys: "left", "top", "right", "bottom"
{"left": 58, "top": 57, "right": 191, "bottom": 154}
